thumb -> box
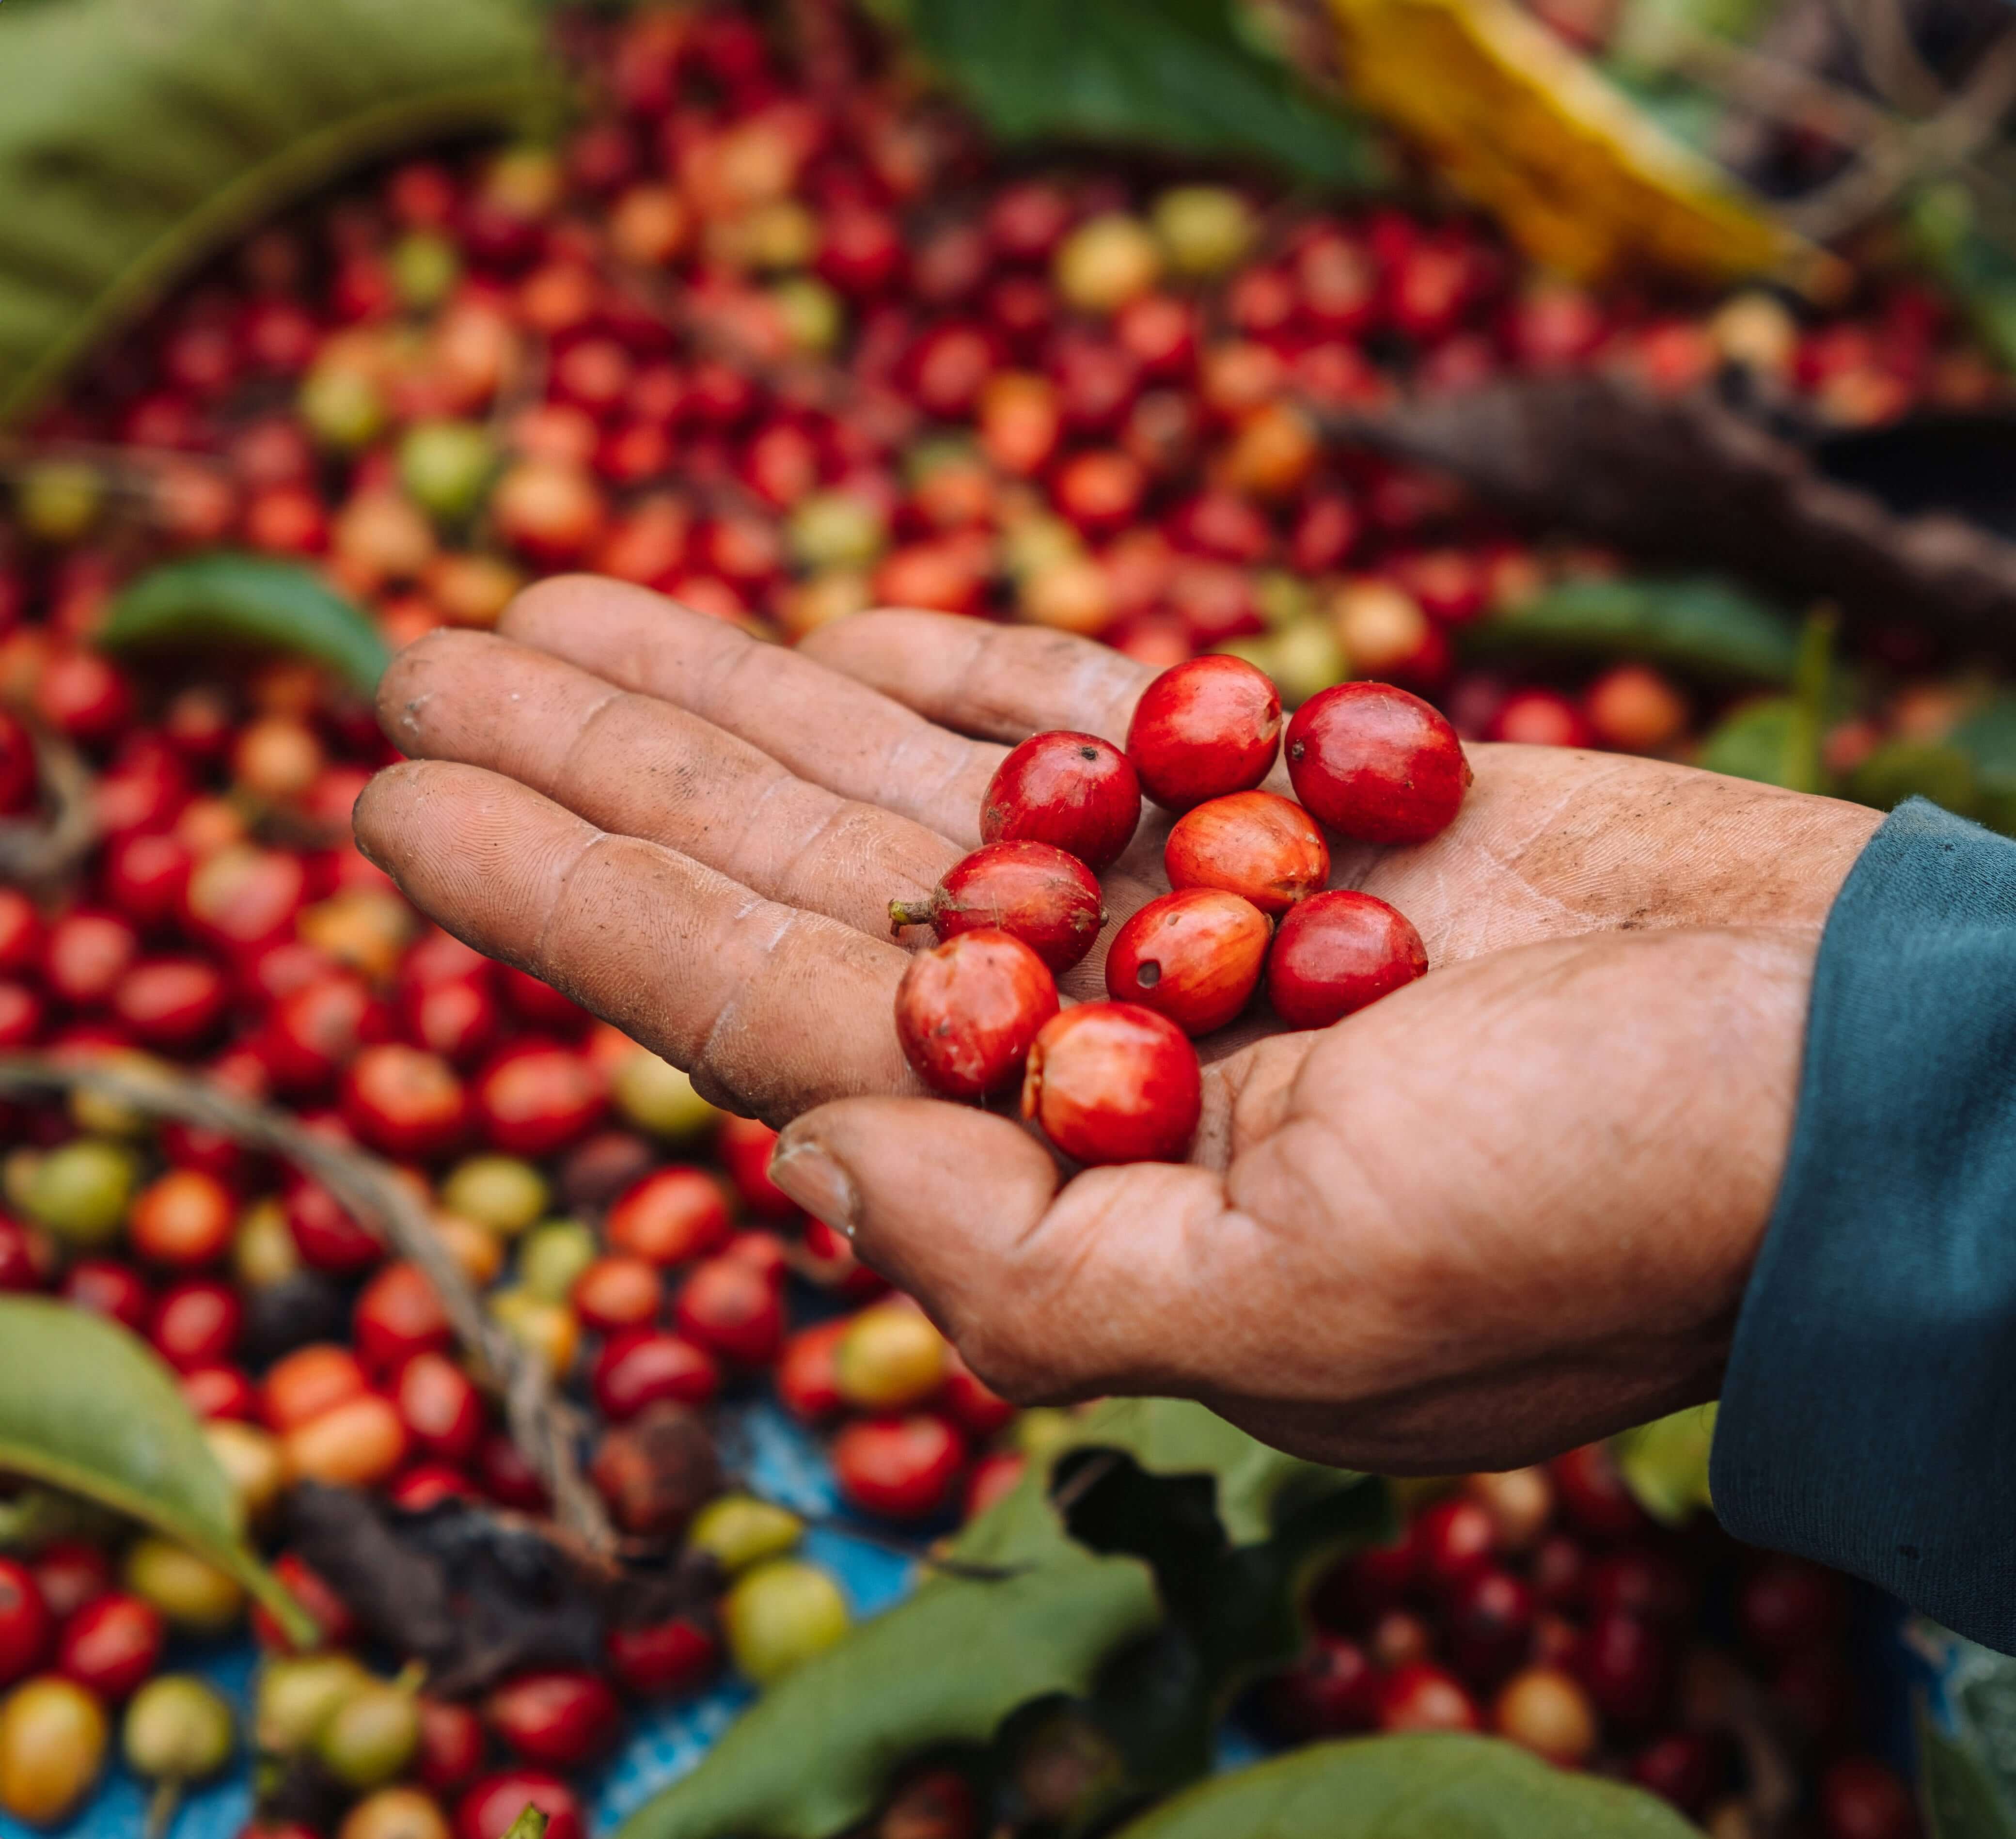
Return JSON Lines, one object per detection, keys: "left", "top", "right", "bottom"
{"left": 768, "top": 1097, "right": 1059, "bottom": 1308}
{"left": 768, "top": 1096, "right": 1240, "bottom": 1403}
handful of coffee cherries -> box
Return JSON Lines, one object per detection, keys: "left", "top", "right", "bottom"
{"left": 888, "top": 657, "right": 1471, "bottom": 1166}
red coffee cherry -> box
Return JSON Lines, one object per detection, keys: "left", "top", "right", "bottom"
{"left": 832, "top": 1415, "right": 966, "bottom": 1520}
{"left": 1104, "top": 889, "right": 1269, "bottom": 1036}
{"left": 889, "top": 842, "right": 1104, "bottom": 974}
{"left": 416, "top": 1698, "right": 487, "bottom": 1795}
{"left": 1267, "top": 890, "right": 1427, "bottom": 1029}
{"left": 1164, "top": 790, "right": 1328, "bottom": 914}
{"left": 777, "top": 1320, "right": 847, "bottom": 1422}
{"left": 456, "top": 1770, "right": 583, "bottom": 1839}
{"left": 56, "top": 1593, "right": 163, "bottom": 1702}
{"left": 1125, "top": 656, "right": 1282, "bottom": 811}
{"left": 605, "top": 1616, "right": 719, "bottom": 1700}
{"left": 394, "top": 1351, "right": 486, "bottom": 1463}
{"left": 484, "top": 1668, "right": 620, "bottom": 1769}
{"left": 895, "top": 928, "right": 1059, "bottom": 1099}
{"left": 606, "top": 1168, "right": 732, "bottom": 1267}
{"left": 591, "top": 1329, "right": 720, "bottom": 1420}
{"left": 674, "top": 1256, "right": 785, "bottom": 1365}
{"left": 1285, "top": 682, "right": 1471, "bottom": 844}
{"left": 1376, "top": 1662, "right": 1480, "bottom": 1733}
{"left": 1022, "top": 1002, "right": 1202, "bottom": 1165}
{"left": 980, "top": 732, "right": 1142, "bottom": 871}
{"left": 0, "top": 1558, "right": 52, "bottom": 1686}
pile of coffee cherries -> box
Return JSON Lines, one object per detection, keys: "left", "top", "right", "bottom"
{"left": 891, "top": 655, "right": 1466, "bottom": 1161}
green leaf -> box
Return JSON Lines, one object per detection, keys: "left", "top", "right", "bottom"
{"left": 1699, "top": 697, "right": 1801, "bottom": 786}
{"left": 0, "top": 1296, "right": 314, "bottom": 1646}
{"left": 1611, "top": 1404, "right": 1716, "bottom": 1525}
{"left": 1848, "top": 742, "right": 1981, "bottom": 820}
{"left": 1698, "top": 609, "right": 1835, "bottom": 792}
{"left": 1470, "top": 576, "right": 1799, "bottom": 683}
{"left": 98, "top": 553, "right": 392, "bottom": 698}
{"left": 1108, "top": 1732, "right": 1702, "bottom": 1837}
{"left": 1922, "top": 1712, "right": 2016, "bottom": 1839}
{"left": 619, "top": 1401, "right": 1379, "bottom": 1839}
{"left": 614, "top": 1550, "right": 1162, "bottom": 1839}
{"left": 1909, "top": 181, "right": 2016, "bottom": 376}
{"left": 0, "top": 0, "right": 557, "bottom": 424}
{"left": 898, "top": 0, "right": 1385, "bottom": 189}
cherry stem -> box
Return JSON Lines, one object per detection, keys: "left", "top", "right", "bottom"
{"left": 887, "top": 898, "right": 934, "bottom": 932}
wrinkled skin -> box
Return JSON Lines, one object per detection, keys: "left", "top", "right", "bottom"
{"left": 355, "top": 581, "right": 1880, "bottom": 1474}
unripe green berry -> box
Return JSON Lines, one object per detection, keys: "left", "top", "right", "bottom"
{"left": 723, "top": 1559, "right": 850, "bottom": 1686}
{"left": 123, "top": 1675, "right": 234, "bottom": 1783}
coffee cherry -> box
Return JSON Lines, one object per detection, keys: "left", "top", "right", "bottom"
{"left": 1571, "top": 1612, "right": 1671, "bottom": 1728}
{"left": 1487, "top": 688, "right": 1592, "bottom": 749}
{"left": 1738, "top": 1556, "right": 1843, "bottom": 1658}
{"left": 674, "top": 1255, "right": 785, "bottom": 1364}
{"left": 0, "top": 1563, "right": 50, "bottom": 1687}
{"left": 895, "top": 928, "right": 1059, "bottom": 1099}
{"left": 591, "top": 1329, "right": 720, "bottom": 1419}
{"left": 58, "top": 1595, "right": 163, "bottom": 1702}
{"left": 610, "top": 1052, "right": 718, "bottom": 1141}
{"left": 354, "top": 1261, "right": 453, "bottom": 1373}
{"left": 30, "top": 1544, "right": 110, "bottom": 1623}
{"left": 254, "top": 1651, "right": 372, "bottom": 1754}
{"left": 877, "top": 1768, "right": 980, "bottom": 1839}
{"left": 981, "top": 732, "right": 1142, "bottom": 871}
{"left": 1105, "top": 888, "right": 1269, "bottom": 1036}
{"left": 1448, "top": 1567, "right": 1534, "bottom": 1681}
{"left": 441, "top": 1156, "right": 549, "bottom": 1237}
{"left": 122, "top": 1673, "right": 234, "bottom": 1786}
{"left": 1631, "top": 1732, "right": 1724, "bottom": 1815}
{"left": 835, "top": 1301, "right": 949, "bottom": 1411}
{"left": 122, "top": 1539, "right": 242, "bottom": 1635}
{"left": 1819, "top": 1757, "right": 1918, "bottom": 1839}
{"left": 1125, "top": 657, "right": 1281, "bottom": 812}
{"left": 149, "top": 1278, "right": 243, "bottom": 1370}
{"left": 318, "top": 1677, "right": 422, "bottom": 1791}
{"left": 342, "top": 1786, "right": 454, "bottom": 1839}
{"left": 570, "top": 1254, "right": 662, "bottom": 1332}
{"left": 1023, "top": 1002, "right": 1201, "bottom": 1165}
{"left": 285, "top": 1179, "right": 382, "bottom": 1274}
{"left": 890, "top": 842, "right": 1104, "bottom": 974}
{"left": 416, "top": 1698, "right": 487, "bottom": 1794}
{"left": 1267, "top": 890, "right": 1428, "bottom": 1029}
{"left": 1375, "top": 1662, "right": 1479, "bottom": 1733}
{"left": 456, "top": 1769, "right": 583, "bottom": 1839}
{"left": 474, "top": 1043, "right": 606, "bottom": 1156}
{"left": 283, "top": 1392, "right": 409, "bottom": 1488}
{"left": 26, "top": 1138, "right": 137, "bottom": 1247}
{"left": 686, "top": 1494, "right": 804, "bottom": 1578}
{"left": 1264, "top": 1634, "right": 1380, "bottom": 1738}
{"left": 1463, "top": 1468, "right": 1554, "bottom": 1551}
{"left": 1549, "top": 1442, "right": 1647, "bottom": 1537}
{"left": 262, "top": 1342, "right": 369, "bottom": 1431}
{"left": 394, "top": 1350, "right": 486, "bottom": 1462}
{"left": 1164, "top": 790, "right": 1328, "bottom": 915}
{"left": 718, "top": 1114, "right": 796, "bottom": 1219}
{"left": 723, "top": 1559, "right": 850, "bottom": 1685}
{"left": 0, "top": 1675, "right": 108, "bottom": 1826}
{"left": 1492, "top": 1666, "right": 1596, "bottom": 1765}
{"left": 1054, "top": 214, "right": 1162, "bottom": 315}
{"left": 834, "top": 1415, "right": 966, "bottom": 1520}
{"left": 1285, "top": 682, "right": 1471, "bottom": 844}
{"left": 484, "top": 1669, "right": 618, "bottom": 1769}
{"left": 605, "top": 1616, "right": 718, "bottom": 1701}
{"left": 778, "top": 1319, "right": 847, "bottom": 1421}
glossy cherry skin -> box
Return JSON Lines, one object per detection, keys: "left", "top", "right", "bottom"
{"left": 1266, "top": 891, "right": 1427, "bottom": 1029}
{"left": 456, "top": 1770, "right": 583, "bottom": 1839}
{"left": 1022, "top": 1002, "right": 1202, "bottom": 1165}
{"left": 56, "top": 1593, "right": 163, "bottom": 1702}
{"left": 1104, "top": 889, "right": 1269, "bottom": 1036}
{"left": 605, "top": 1167, "right": 732, "bottom": 1267}
{"left": 484, "top": 1669, "right": 620, "bottom": 1769}
{"left": 591, "top": 1329, "right": 721, "bottom": 1419}
{"left": 892, "top": 842, "right": 1104, "bottom": 974}
{"left": 1375, "top": 1662, "right": 1480, "bottom": 1733}
{"left": 895, "top": 928, "right": 1059, "bottom": 1099}
{"left": 0, "top": 1559, "right": 51, "bottom": 1686}
{"left": 1125, "top": 655, "right": 1282, "bottom": 811}
{"left": 605, "top": 1616, "right": 719, "bottom": 1700}
{"left": 1285, "top": 682, "right": 1471, "bottom": 844}
{"left": 980, "top": 732, "right": 1142, "bottom": 871}
{"left": 1164, "top": 790, "right": 1328, "bottom": 915}
{"left": 832, "top": 1414, "right": 966, "bottom": 1520}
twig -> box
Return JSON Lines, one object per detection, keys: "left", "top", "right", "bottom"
{"left": 1630, "top": 17, "right": 1899, "bottom": 146}
{"left": 1784, "top": 26, "right": 2016, "bottom": 239}
{"left": 0, "top": 1054, "right": 620, "bottom": 1558}
{"left": 0, "top": 722, "right": 99, "bottom": 895}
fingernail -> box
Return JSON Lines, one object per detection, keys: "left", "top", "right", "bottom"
{"left": 768, "top": 1137, "right": 859, "bottom": 1238}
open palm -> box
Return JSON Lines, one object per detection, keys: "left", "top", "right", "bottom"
{"left": 355, "top": 582, "right": 1880, "bottom": 1471}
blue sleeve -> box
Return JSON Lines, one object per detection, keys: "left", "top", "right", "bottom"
{"left": 1712, "top": 799, "right": 2016, "bottom": 1652}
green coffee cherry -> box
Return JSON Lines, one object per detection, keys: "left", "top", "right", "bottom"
{"left": 315, "top": 1679, "right": 420, "bottom": 1791}
{"left": 398, "top": 420, "right": 496, "bottom": 524}
{"left": 1150, "top": 185, "right": 1255, "bottom": 277}
{"left": 391, "top": 232, "right": 462, "bottom": 312}
{"left": 123, "top": 1675, "right": 234, "bottom": 1783}
{"left": 26, "top": 1139, "right": 137, "bottom": 1247}
{"left": 611, "top": 1053, "right": 720, "bottom": 1140}
{"left": 441, "top": 1156, "right": 549, "bottom": 1236}
{"left": 771, "top": 277, "right": 844, "bottom": 355}
{"left": 723, "top": 1559, "right": 850, "bottom": 1686}
{"left": 686, "top": 1494, "right": 803, "bottom": 1576}
{"left": 123, "top": 1538, "right": 244, "bottom": 1634}
{"left": 517, "top": 1219, "right": 598, "bottom": 1304}
{"left": 786, "top": 491, "right": 889, "bottom": 572}
{"left": 299, "top": 362, "right": 386, "bottom": 451}
{"left": 254, "top": 1652, "right": 371, "bottom": 1755}
{"left": 17, "top": 461, "right": 104, "bottom": 545}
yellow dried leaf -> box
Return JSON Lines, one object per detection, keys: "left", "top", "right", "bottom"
{"left": 1323, "top": 0, "right": 1838, "bottom": 290}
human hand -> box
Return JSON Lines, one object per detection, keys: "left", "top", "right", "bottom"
{"left": 353, "top": 581, "right": 1881, "bottom": 1471}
